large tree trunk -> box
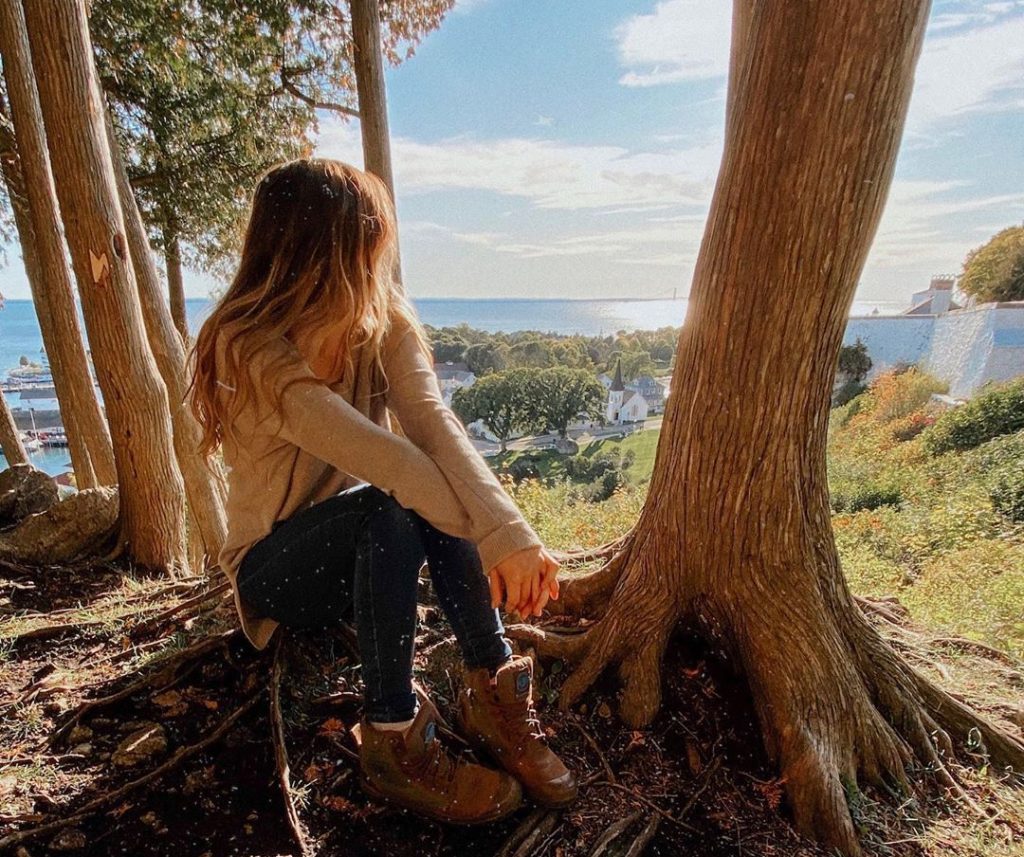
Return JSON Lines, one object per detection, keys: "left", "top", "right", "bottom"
{"left": 0, "top": 389, "right": 29, "bottom": 466}
{"left": 349, "top": 0, "right": 401, "bottom": 284}
{"left": 163, "top": 226, "right": 188, "bottom": 342}
{"left": 0, "top": 0, "right": 117, "bottom": 489}
{"left": 105, "top": 113, "right": 228, "bottom": 566}
{"left": 22, "top": 0, "right": 186, "bottom": 571}
{"left": 517, "top": 3, "right": 1024, "bottom": 855}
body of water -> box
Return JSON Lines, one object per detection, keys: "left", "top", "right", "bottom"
{"left": 0, "top": 296, "right": 905, "bottom": 375}
{"left": 0, "top": 295, "right": 905, "bottom": 476}
{"left": 0, "top": 446, "right": 73, "bottom": 477}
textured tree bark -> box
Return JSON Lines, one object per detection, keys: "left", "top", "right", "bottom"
{"left": 0, "top": 122, "right": 96, "bottom": 487}
{"left": 0, "top": 389, "right": 29, "bottom": 466}
{"left": 0, "top": 0, "right": 117, "bottom": 488}
{"left": 515, "top": 3, "right": 1024, "bottom": 855}
{"left": 104, "top": 110, "right": 227, "bottom": 565}
{"left": 349, "top": 0, "right": 402, "bottom": 284}
{"left": 164, "top": 227, "right": 188, "bottom": 342}
{"left": 22, "top": 0, "right": 186, "bottom": 571}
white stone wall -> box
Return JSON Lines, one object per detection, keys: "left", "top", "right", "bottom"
{"left": 925, "top": 307, "right": 995, "bottom": 399}
{"left": 842, "top": 303, "right": 1024, "bottom": 399}
{"left": 843, "top": 315, "right": 935, "bottom": 375}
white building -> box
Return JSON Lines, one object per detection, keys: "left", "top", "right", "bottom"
{"left": 606, "top": 361, "right": 649, "bottom": 424}
{"left": 843, "top": 276, "right": 1024, "bottom": 399}
{"left": 433, "top": 362, "right": 476, "bottom": 407}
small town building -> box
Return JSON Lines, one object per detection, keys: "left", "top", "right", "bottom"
{"left": 605, "top": 361, "right": 649, "bottom": 425}
{"left": 433, "top": 362, "right": 476, "bottom": 407}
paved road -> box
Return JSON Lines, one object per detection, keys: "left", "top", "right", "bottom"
{"left": 471, "top": 416, "right": 664, "bottom": 456}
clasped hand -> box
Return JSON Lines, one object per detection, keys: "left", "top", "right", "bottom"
{"left": 488, "top": 545, "right": 560, "bottom": 619}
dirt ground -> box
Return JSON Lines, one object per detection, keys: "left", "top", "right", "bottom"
{"left": 1, "top": 557, "right": 1022, "bottom": 857}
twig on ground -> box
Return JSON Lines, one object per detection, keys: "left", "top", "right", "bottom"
{"left": 271, "top": 637, "right": 315, "bottom": 857}
{"left": 930, "top": 637, "right": 1023, "bottom": 668}
{"left": 0, "top": 753, "right": 86, "bottom": 767}
{"left": 676, "top": 756, "right": 721, "bottom": 818}
{"left": 0, "top": 689, "right": 264, "bottom": 850}
{"left": 5, "top": 619, "right": 106, "bottom": 644}
{"left": 589, "top": 781, "right": 699, "bottom": 833}
{"left": 570, "top": 714, "right": 617, "bottom": 784}
{"left": 311, "top": 690, "right": 364, "bottom": 706}
{"left": 128, "top": 581, "right": 232, "bottom": 639}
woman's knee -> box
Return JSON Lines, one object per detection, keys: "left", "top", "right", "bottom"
{"left": 362, "top": 487, "right": 416, "bottom": 529}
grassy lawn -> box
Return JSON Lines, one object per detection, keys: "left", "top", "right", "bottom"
{"left": 489, "top": 426, "right": 661, "bottom": 485}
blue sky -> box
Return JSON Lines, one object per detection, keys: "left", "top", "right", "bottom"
{"left": 2, "top": 0, "right": 1023, "bottom": 305}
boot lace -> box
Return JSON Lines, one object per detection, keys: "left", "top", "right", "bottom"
{"left": 496, "top": 694, "right": 547, "bottom": 745}
{"left": 403, "top": 733, "right": 460, "bottom": 789}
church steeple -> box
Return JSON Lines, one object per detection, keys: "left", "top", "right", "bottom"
{"left": 610, "top": 359, "right": 625, "bottom": 392}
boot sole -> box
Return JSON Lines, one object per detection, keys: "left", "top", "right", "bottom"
{"left": 360, "top": 775, "right": 522, "bottom": 825}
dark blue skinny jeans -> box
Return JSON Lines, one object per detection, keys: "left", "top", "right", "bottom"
{"left": 236, "top": 483, "right": 512, "bottom": 722}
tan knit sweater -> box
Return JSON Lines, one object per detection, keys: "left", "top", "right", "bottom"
{"left": 215, "top": 316, "right": 541, "bottom": 649}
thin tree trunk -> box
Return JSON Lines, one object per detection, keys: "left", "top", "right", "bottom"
{"left": 0, "top": 0, "right": 116, "bottom": 488}
{"left": 105, "top": 112, "right": 228, "bottom": 564}
{"left": 349, "top": 0, "right": 401, "bottom": 284}
{"left": 164, "top": 227, "right": 188, "bottom": 341}
{"left": 0, "top": 389, "right": 29, "bottom": 466}
{"left": 22, "top": 0, "right": 186, "bottom": 571}
{"left": 0, "top": 99, "right": 96, "bottom": 489}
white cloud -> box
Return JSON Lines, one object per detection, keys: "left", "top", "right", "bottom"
{"left": 614, "top": 1, "right": 1024, "bottom": 131}
{"left": 317, "top": 119, "right": 723, "bottom": 212}
{"left": 615, "top": 0, "right": 731, "bottom": 88}
{"left": 907, "top": 12, "right": 1024, "bottom": 129}
{"left": 864, "top": 180, "right": 1024, "bottom": 276}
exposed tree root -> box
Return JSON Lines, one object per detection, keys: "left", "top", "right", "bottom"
{"left": 495, "top": 809, "right": 557, "bottom": 857}
{"left": 622, "top": 814, "right": 661, "bottom": 857}
{"left": 545, "top": 549, "right": 627, "bottom": 620}
{"left": 550, "top": 530, "right": 632, "bottom": 565}
{"left": 912, "top": 669, "right": 1024, "bottom": 775}
{"left": 588, "top": 810, "right": 642, "bottom": 857}
{"left": 51, "top": 628, "right": 239, "bottom": 745}
{"left": 522, "top": 535, "right": 1024, "bottom": 857}
{"left": 271, "top": 638, "right": 315, "bottom": 857}
{"left": 929, "top": 636, "right": 1024, "bottom": 668}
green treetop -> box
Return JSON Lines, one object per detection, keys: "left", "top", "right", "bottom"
{"left": 959, "top": 224, "right": 1024, "bottom": 304}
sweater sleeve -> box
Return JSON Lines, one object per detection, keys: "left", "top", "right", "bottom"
{"left": 230, "top": 337, "right": 476, "bottom": 542}
{"left": 382, "top": 321, "right": 542, "bottom": 571}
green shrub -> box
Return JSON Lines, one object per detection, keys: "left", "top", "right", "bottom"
{"left": 924, "top": 378, "right": 1024, "bottom": 455}
{"left": 831, "top": 481, "right": 903, "bottom": 513}
{"left": 991, "top": 467, "right": 1024, "bottom": 523}
{"left": 831, "top": 394, "right": 864, "bottom": 428}
{"left": 832, "top": 378, "right": 866, "bottom": 408}
{"left": 506, "top": 456, "right": 541, "bottom": 482}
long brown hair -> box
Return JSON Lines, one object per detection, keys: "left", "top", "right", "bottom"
{"left": 189, "top": 158, "right": 422, "bottom": 455}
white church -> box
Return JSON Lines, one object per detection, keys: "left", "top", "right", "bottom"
{"left": 605, "top": 361, "right": 649, "bottom": 425}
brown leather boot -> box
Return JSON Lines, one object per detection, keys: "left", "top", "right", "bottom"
{"left": 459, "top": 656, "right": 578, "bottom": 808}
{"left": 358, "top": 698, "right": 522, "bottom": 824}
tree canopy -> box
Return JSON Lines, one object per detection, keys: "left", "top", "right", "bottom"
{"left": 959, "top": 224, "right": 1024, "bottom": 304}
{"left": 89, "top": 0, "right": 454, "bottom": 276}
